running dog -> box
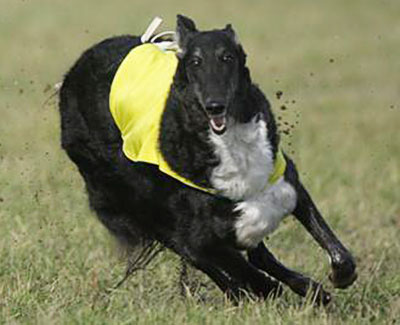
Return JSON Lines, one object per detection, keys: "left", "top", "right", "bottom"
{"left": 59, "top": 15, "right": 357, "bottom": 304}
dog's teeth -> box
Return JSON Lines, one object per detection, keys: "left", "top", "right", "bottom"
{"left": 210, "top": 117, "right": 226, "bottom": 132}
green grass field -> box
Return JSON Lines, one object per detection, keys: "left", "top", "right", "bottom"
{"left": 1, "top": 0, "right": 399, "bottom": 323}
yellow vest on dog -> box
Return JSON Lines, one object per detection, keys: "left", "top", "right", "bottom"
{"left": 109, "top": 43, "right": 286, "bottom": 194}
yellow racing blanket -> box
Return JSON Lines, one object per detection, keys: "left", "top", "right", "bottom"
{"left": 109, "top": 43, "right": 286, "bottom": 194}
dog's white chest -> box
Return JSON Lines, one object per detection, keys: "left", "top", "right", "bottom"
{"left": 209, "top": 119, "right": 297, "bottom": 248}
{"left": 209, "top": 119, "right": 274, "bottom": 200}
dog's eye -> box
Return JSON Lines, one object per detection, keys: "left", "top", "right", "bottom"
{"left": 221, "top": 54, "right": 234, "bottom": 63}
{"left": 189, "top": 57, "right": 202, "bottom": 67}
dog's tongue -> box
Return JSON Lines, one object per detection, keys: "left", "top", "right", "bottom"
{"left": 210, "top": 115, "right": 227, "bottom": 134}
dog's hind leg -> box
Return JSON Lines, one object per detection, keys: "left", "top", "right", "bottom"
{"left": 191, "top": 262, "right": 243, "bottom": 302}
{"left": 194, "top": 246, "right": 282, "bottom": 300}
{"left": 177, "top": 257, "right": 243, "bottom": 302}
{"left": 178, "top": 258, "right": 240, "bottom": 301}
{"left": 95, "top": 208, "right": 145, "bottom": 248}
{"left": 292, "top": 182, "right": 357, "bottom": 289}
{"left": 248, "top": 242, "right": 331, "bottom": 305}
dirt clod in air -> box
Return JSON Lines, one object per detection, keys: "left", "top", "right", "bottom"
{"left": 43, "top": 84, "right": 52, "bottom": 93}
{"left": 276, "top": 91, "right": 283, "bottom": 100}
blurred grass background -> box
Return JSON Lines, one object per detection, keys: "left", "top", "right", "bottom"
{"left": 1, "top": 0, "right": 399, "bottom": 324}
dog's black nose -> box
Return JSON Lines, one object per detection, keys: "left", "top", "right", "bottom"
{"left": 205, "top": 101, "right": 226, "bottom": 115}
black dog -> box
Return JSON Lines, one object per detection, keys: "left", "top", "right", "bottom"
{"left": 59, "top": 15, "right": 356, "bottom": 304}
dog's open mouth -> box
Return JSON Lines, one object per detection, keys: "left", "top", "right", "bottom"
{"left": 209, "top": 114, "right": 227, "bottom": 135}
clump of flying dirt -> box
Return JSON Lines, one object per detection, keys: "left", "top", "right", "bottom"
{"left": 274, "top": 89, "right": 301, "bottom": 155}
{"left": 275, "top": 90, "right": 283, "bottom": 100}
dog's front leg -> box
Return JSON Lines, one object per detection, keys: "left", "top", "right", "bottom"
{"left": 293, "top": 181, "right": 357, "bottom": 289}
{"left": 248, "top": 242, "right": 332, "bottom": 305}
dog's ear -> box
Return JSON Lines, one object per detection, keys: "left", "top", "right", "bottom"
{"left": 176, "top": 15, "right": 198, "bottom": 57}
{"left": 224, "top": 24, "right": 247, "bottom": 67}
{"left": 223, "top": 24, "right": 240, "bottom": 45}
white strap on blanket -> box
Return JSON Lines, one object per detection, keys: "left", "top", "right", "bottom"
{"left": 141, "top": 17, "right": 163, "bottom": 43}
{"left": 141, "top": 17, "right": 177, "bottom": 51}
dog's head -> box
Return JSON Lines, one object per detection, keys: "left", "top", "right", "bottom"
{"left": 174, "top": 15, "right": 250, "bottom": 135}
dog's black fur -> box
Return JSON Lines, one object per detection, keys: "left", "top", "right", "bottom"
{"left": 59, "top": 15, "right": 356, "bottom": 304}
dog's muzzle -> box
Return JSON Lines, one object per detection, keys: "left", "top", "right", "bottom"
{"left": 205, "top": 101, "right": 227, "bottom": 135}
